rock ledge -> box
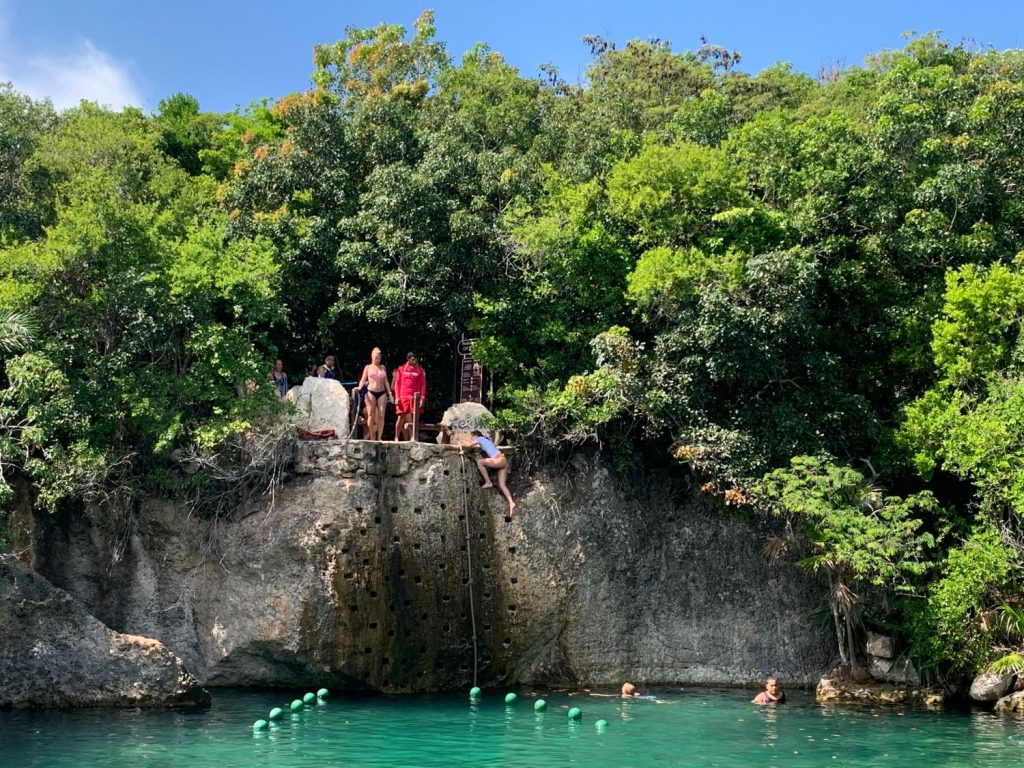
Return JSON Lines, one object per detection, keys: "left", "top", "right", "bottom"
{"left": 0, "top": 557, "right": 210, "bottom": 708}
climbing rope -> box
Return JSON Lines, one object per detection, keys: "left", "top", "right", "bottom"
{"left": 459, "top": 450, "right": 480, "bottom": 688}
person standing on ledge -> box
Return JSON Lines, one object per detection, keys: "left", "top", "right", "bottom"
{"left": 357, "top": 347, "right": 392, "bottom": 441}
{"left": 752, "top": 677, "right": 786, "bottom": 705}
{"left": 392, "top": 352, "right": 426, "bottom": 441}
{"left": 317, "top": 354, "right": 338, "bottom": 379}
{"left": 267, "top": 358, "right": 289, "bottom": 399}
{"left": 469, "top": 430, "right": 516, "bottom": 516}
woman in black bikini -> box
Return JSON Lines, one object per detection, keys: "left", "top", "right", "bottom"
{"left": 358, "top": 347, "right": 393, "bottom": 441}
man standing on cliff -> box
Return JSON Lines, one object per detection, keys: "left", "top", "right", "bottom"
{"left": 393, "top": 352, "right": 426, "bottom": 441}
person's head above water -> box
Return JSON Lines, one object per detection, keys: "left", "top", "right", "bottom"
{"left": 752, "top": 676, "right": 785, "bottom": 705}
{"left": 621, "top": 682, "right": 638, "bottom": 697}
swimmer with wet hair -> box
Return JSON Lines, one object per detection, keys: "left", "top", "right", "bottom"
{"left": 621, "top": 682, "right": 639, "bottom": 697}
{"left": 752, "top": 677, "right": 786, "bottom": 705}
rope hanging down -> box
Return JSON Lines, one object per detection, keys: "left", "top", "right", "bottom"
{"left": 459, "top": 451, "right": 480, "bottom": 688}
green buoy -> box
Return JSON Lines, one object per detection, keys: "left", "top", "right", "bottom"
{"left": 504, "top": 692, "right": 518, "bottom": 704}
{"left": 268, "top": 707, "right": 284, "bottom": 721}
{"left": 303, "top": 692, "right": 316, "bottom": 705}
{"left": 595, "top": 719, "right": 609, "bottom": 730}
{"left": 253, "top": 719, "right": 269, "bottom": 732}
{"left": 533, "top": 699, "right": 547, "bottom": 712}
{"left": 567, "top": 706, "right": 582, "bottom": 721}
{"left": 290, "top": 699, "right": 304, "bottom": 712}
{"left": 317, "top": 688, "right": 329, "bottom": 699}
{"left": 469, "top": 686, "right": 482, "bottom": 699}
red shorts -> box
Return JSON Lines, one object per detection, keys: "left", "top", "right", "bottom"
{"left": 394, "top": 396, "right": 423, "bottom": 415}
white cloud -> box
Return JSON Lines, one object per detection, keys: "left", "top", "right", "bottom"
{"left": 0, "top": 6, "right": 143, "bottom": 110}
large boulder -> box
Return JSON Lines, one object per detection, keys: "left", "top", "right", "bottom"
{"left": 994, "top": 690, "right": 1024, "bottom": 714}
{"left": 868, "top": 655, "right": 920, "bottom": 686}
{"left": 438, "top": 402, "right": 494, "bottom": 446}
{"left": 866, "top": 632, "right": 894, "bottom": 659}
{"left": 816, "top": 674, "right": 943, "bottom": 707}
{"left": 0, "top": 557, "right": 209, "bottom": 708}
{"left": 288, "top": 376, "right": 350, "bottom": 437}
{"left": 970, "top": 671, "right": 1018, "bottom": 702}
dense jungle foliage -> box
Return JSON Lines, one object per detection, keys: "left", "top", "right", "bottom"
{"left": 2, "top": 12, "right": 1023, "bottom": 683}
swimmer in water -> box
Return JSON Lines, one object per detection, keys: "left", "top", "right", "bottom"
{"left": 621, "top": 682, "right": 639, "bottom": 698}
{"left": 752, "top": 677, "right": 786, "bottom": 705}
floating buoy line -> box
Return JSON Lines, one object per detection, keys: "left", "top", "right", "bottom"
{"left": 253, "top": 687, "right": 330, "bottom": 731}
{"left": 251, "top": 686, "right": 615, "bottom": 736}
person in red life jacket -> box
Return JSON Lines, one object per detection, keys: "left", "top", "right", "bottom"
{"left": 468, "top": 429, "right": 516, "bottom": 516}
{"left": 392, "top": 351, "right": 426, "bottom": 441}
{"left": 752, "top": 677, "right": 786, "bottom": 705}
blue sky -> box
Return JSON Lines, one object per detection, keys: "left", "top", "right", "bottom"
{"left": 2, "top": 0, "right": 1023, "bottom": 113}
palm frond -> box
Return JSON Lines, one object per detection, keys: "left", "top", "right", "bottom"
{"left": 0, "top": 311, "right": 37, "bottom": 355}
{"left": 987, "top": 651, "right": 1024, "bottom": 675}
{"left": 997, "top": 603, "right": 1024, "bottom": 640}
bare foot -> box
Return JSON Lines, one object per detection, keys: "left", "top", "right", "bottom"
{"left": 508, "top": 502, "right": 517, "bottom": 517}
{"left": 480, "top": 482, "right": 494, "bottom": 489}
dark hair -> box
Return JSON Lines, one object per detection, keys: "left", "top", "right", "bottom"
{"left": 471, "top": 429, "right": 483, "bottom": 437}
{"left": 406, "top": 351, "right": 418, "bottom": 360}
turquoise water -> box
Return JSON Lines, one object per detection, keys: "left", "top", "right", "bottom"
{"left": 1, "top": 688, "right": 1022, "bottom": 767}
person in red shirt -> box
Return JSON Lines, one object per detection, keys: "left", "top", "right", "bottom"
{"left": 392, "top": 352, "right": 426, "bottom": 441}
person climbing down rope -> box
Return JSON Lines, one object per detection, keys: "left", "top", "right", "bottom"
{"left": 469, "top": 430, "right": 516, "bottom": 516}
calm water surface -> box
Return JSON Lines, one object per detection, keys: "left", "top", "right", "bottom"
{"left": 2, "top": 688, "right": 1022, "bottom": 767}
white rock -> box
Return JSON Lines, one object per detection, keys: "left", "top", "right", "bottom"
{"left": 869, "top": 655, "right": 920, "bottom": 685}
{"left": 866, "top": 632, "right": 894, "bottom": 659}
{"left": 299, "top": 377, "right": 350, "bottom": 437}
{"left": 970, "top": 671, "right": 1018, "bottom": 702}
{"left": 439, "top": 402, "right": 494, "bottom": 446}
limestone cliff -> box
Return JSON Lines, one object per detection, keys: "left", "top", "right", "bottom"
{"left": 31, "top": 440, "right": 832, "bottom": 690}
{"left": 0, "top": 557, "right": 209, "bottom": 708}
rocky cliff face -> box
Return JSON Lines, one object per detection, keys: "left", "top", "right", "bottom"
{"left": 0, "top": 557, "right": 209, "bottom": 708}
{"left": 32, "top": 440, "right": 832, "bottom": 691}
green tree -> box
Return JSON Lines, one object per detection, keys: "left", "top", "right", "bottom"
{"left": 758, "top": 456, "right": 936, "bottom": 670}
{"left": 907, "top": 526, "right": 1018, "bottom": 673}
{"left": 0, "top": 83, "right": 56, "bottom": 244}
{"left": 0, "top": 102, "right": 281, "bottom": 513}
{"left": 227, "top": 17, "right": 552, "bottom": 382}
{"left": 900, "top": 258, "right": 1024, "bottom": 513}
{"left": 153, "top": 92, "right": 226, "bottom": 176}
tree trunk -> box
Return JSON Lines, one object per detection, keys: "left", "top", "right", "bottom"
{"left": 845, "top": 611, "right": 861, "bottom": 672}
{"left": 832, "top": 602, "right": 849, "bottom": 666}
